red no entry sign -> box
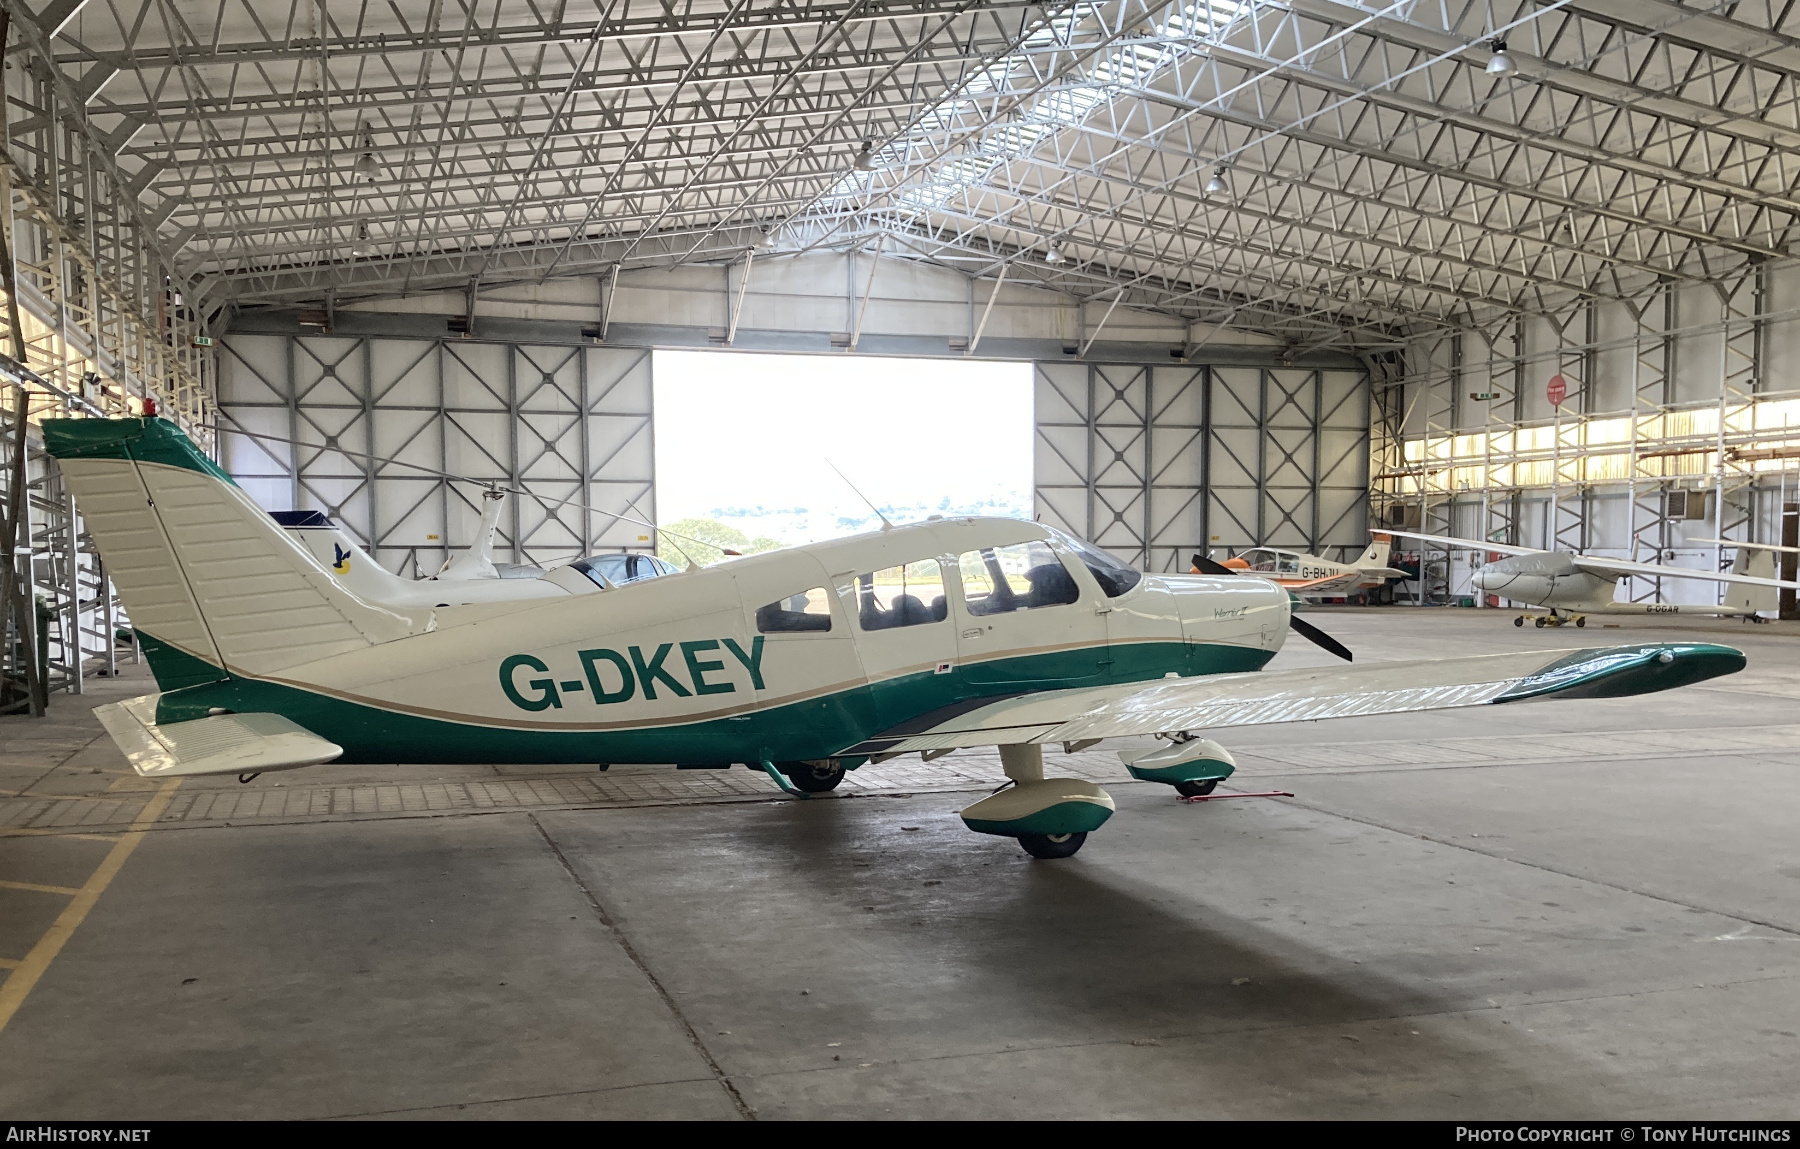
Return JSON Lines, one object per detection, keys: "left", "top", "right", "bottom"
{"left": 1547, "top": 374, "right": 1568, "bottom": 406}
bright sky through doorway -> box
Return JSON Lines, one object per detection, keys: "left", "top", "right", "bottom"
{"left": 654, "top": 350, "right": 1033, "bottom": 549}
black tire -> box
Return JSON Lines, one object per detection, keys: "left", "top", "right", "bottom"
{"left": 1575, "top": 617, "right": 1586, "bottom": 628}
{"left": 1513, "top": 616, "right": 1524, "bottom": 627}
{"left": 1534, "top": 617, "right": 1546, "bottom": 628}
{"left": 1018, "top": 832, "right": 1087, "bottom": 859}
{"left": 780, "top": 760, "right": 845, "bottom": 793}
{"left": 1174, "top": 779, "right": 1219, "bottom": 797}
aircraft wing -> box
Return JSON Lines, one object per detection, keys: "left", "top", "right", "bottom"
{"left": 1378, "top": 529, "right": 1543, "bottom": 557}
{"left": 1570, "top": 554, "right": 1800, "bottom": 590}
{"left": 96, "top": 694, "right": 344, "bottom": 778}
{"left": 1362, "top": 567, "right": 1411, "bottom": 579}
{"left": 843, "top": 643, "right": 1743, "bottom": 755}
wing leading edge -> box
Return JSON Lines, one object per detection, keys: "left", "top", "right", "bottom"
{"left": 842, "top": 643, "right": 1744, "bottom": 755}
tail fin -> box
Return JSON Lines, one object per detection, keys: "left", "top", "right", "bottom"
{"left": 1727, "top": 546, "right": 1778, "bottom": 614}
{"left": 1353, "top": 534, "right": 1391, "bottom": 569}
{"left": 45, "top": 418, "right": 417, "bottom": 687}
{"left": 275, "top": 512, "right": 423, "bottom": 603}
{"left": 437, "top": 488, "right": 506, "bottom": 581}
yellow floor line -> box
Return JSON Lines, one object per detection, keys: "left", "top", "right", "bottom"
{"left": 0, "top": 959, "right": 19, "bottom": 970}
{"left": 0, "top": 880, "right": 82, "bottom": 896}
{"left": 0, "top": 778, "right": 182, "bottom": 1036}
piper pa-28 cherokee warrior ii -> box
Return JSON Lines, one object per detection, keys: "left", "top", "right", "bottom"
{"left": 1383, "top": 529, "right": 1800, "bottom": 628}
{"left": 50, "top": 418, "right": 1748, "bottom": 859}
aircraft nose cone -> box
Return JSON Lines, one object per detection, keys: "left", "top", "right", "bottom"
{"left": 1471, "top": 568, "right": 1493, "bottom": 590}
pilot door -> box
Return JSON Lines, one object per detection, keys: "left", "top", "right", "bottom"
{"left": 836, "top": 557, "right": 960, "bottom": 729}
{"left": 952, "top": 540, "right": 1107, "bottom": 692}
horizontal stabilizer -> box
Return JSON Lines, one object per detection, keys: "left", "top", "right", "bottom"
{"left": 95, "top": 694, "right": 344, "bottom": 778}
{"left": 841, "top": 643, "right": 1745, "bottom": 755}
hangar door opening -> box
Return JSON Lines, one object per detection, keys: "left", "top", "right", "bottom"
{"left": 653, "top": 350, "right": 1033, "bottom": 559}
{"left": 1034, "top": 363, "right": 1371, "bottom": 572}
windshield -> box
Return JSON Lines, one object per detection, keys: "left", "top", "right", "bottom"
{"left": 1048, "top": 530, "right": 1142, "bottom": 598}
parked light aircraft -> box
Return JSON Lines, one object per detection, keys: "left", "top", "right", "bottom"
{"left": 50, "top": 418, "right": 1748, "bottom": 859}
{"left": 273, "top": 491, "right": 679, "bottom": 609}
{"left": 1192, "top": 537, "right": 1407, "bottom": 599}
{"left": 1384, "top": 529, "right": 1799, "bottom": 627}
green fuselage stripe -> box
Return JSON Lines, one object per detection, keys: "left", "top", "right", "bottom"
{"left": 145, "top": 638, "right": 1273, "bottom": 765}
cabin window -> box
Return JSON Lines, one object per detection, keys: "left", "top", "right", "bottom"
{"left": 572, "top": 552, "right": 678, "bottom": 589}
{"left": 1054, "top": 533, "right": 1142, "bottom": 597}
{"left": 756, "top": 587, "right": 833, "bottom": 633}
{"left": 956, "top": 541, "right": 1080, "bottom": 616}
{"left": 855, "top": 560, "right": 949, "bottom": 631}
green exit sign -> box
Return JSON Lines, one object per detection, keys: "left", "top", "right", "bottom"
{"left": 1469, "top": 391, "right": 1501, "bottom": 400}
{"left": 190, "top": 335, "right": 215, "bottom": 347}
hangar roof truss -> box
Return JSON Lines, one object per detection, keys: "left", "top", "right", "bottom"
{"left": 10, "top": 0, "right": 1799, "bottom": 347}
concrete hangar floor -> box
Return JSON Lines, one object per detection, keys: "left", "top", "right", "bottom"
{"left": 1, "top": 610, "right": 1797, "bottom": 1120}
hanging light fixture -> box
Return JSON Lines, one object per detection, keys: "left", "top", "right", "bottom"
{"left": 853, "top": 141, "right": 876, "bottom": 171}
{"left": 1486, "top": 39, "right": 1518, "bottom": 75}
{"left": 351, "top": 220, "right": 371, "bottom": 257}
{"left": 1044, "top": 245, "right": 1063, "bottom": 265}
{"left": 1205, "top": 167, "right": 1229, "bottom": 195}
{"left": 354, "top": 128, "right": 381, "bottom": 182}
{"left": 753, "top": 226, "right": 776, "bottom": 250}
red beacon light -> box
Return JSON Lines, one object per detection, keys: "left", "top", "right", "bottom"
{"left": 142, "top": 396, "right": 158, "bottom": 417}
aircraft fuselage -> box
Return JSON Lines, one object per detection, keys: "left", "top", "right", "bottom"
{"left": 144, "top": 518, "right": 1291, "bottom": 767}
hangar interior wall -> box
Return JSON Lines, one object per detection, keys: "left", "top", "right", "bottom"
{"left": 1380, "top": 257, "right": 1800, "bottom": 606}
{"left": 218, "top": 334, "right": 654, "bottom": 575}
{"left": 1033, "top": 362, "right": 1370, "bottom": 574}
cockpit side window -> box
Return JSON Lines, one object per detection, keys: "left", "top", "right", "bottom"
{"left": 756, "top": 587, "right": 833, "bottom": 633}
{"left": 956, "top": 541, "right": 1080, "bottom": 615}
{"left": 1052, "top": 533, "right": 1142, "bottom": 597}
{"left": 855, "top": 560, "right": 949, "bottom": 631}
{"left": 570, "top": 551, "right": 675, "bottom": 589}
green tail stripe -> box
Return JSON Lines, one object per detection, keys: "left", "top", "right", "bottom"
{"left": 42, "top": 416, "right": 237, "bottom": 486}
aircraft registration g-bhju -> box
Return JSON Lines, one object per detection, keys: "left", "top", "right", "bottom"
{"left": 50, "top": 417, "right": 1749, "bottom": 859}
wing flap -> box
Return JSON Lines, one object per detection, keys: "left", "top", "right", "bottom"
{"left": 96, "top": 694, "right": 344, "bottom": 778}
{"left": 846, "top": 643, "right": 1744, "bottom": 754}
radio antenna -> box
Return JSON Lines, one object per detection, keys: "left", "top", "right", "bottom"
{"left": 825, "top": 459, "right": 893, "bottom": 532}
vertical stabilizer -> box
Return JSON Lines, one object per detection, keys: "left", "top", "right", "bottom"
{"left": 45, "top": 418, "right": 417, "bottom": 682}
{"left": 1727, "top": 546, "right": 1778, "bottom": 614}
{"left": 438, "top": 488, "right": 505, "bottom": 581}
{"left": 276, "top": 513, "right": 423, "bottom": 603}
{"left": 1354, "top": 535, "right": 1392, "bottom": 570}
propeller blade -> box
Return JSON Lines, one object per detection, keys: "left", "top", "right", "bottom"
{"left": 1191, "top": 553, "right": 1237, "bottom": 577}
{"left": 1289, "top": 614, "right": 1353, "bottom": 662}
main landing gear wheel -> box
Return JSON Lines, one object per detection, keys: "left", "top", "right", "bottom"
{"left": 1576, "top": 616, "right": 1586, "bottom": 628}
{"left": 1174, "top": 779, "right": 1219, "bottom": 798}
{"left": 780, "top": 760, "right": 845, "bottom": 793}
{"left": 1534, "top": 616, "right": 1547, "bottom": 628}
{"left": 1018, "top": 832, "right": 1087, "bottom": 859}
{"left": 1514, "top": 616, "right": 1524, "bottom": 627}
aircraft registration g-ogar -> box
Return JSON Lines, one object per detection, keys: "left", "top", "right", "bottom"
{"left": 49, "top": 417, "right": 1749, "bottom": 859}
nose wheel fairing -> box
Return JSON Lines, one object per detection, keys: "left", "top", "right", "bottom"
{"left": 958, "top": 778, "right": 1116, "bottom": 838}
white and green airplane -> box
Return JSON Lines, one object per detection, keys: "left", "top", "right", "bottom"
{"left": 49, "top": 417, "right": 1748, "bottom": 859}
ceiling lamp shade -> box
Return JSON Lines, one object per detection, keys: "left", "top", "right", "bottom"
{"left": 355, "top": 149, "right": 380, "bottom": 182}
{"left": 753, "top": 228, "right": 775, "bottom": 250}
{"left": 351, "top": 221, "right": 370, "bottom": 257}
{"left": 853, "top": 141, "right": 876, "bottom": 171}
{"left": 1044, "top": 245, "right": 1063, "bottom": 264}
{"left": 1205, "top": 167, "right": 1228, "bottom": 195}
{"left": 1486, "top": 39, "right": 1518, "bottom": 75}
